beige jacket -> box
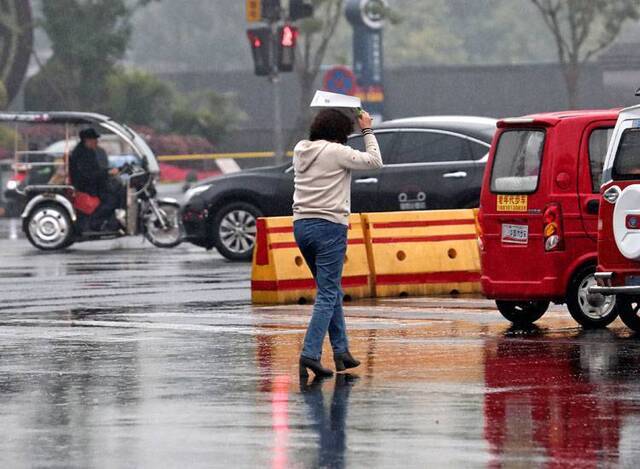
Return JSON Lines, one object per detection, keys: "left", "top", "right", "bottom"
{"left": 292, "top": 132, "right": 383, "bottom": 225}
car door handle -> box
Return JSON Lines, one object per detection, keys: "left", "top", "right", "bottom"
{"left": 442, "top": 171, "right": 467, "bottom": 179}
{"left": 586, "top": 199, "right": 600, "bottom": 215}
{"left": 355, "top": 178, "right": 378, "bottom": 184}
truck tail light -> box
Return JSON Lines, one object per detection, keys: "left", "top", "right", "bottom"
{"left": 626, "top": 214, "right": 640, "bottom": 230}
{"left": 543, "top": 203, "right": 564, "bottom": 251}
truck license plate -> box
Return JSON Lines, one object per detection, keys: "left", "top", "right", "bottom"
{"left": 502, "top": 224, "right": 528, "bottom": 245}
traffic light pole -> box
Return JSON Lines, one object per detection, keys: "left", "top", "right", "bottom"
{"left": 269, "top": 20, "right": 285, "bottom": 166}
{"left": 270, "top": 75, "right": 285, "bottom": 166}
{"left": 248, "top": 0, "right": 308, "bottom": 165}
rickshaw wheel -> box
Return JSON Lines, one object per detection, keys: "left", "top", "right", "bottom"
{"left": 144, "top": 202, "right": 183, "bottom": 248}
{"left": 24, "top": 202, "right": 74, "bottom": 251}
{"left": 495, "top": 300, "right": 549, "bottom": 325}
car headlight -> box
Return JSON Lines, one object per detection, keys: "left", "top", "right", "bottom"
{"left": 6, "top": 179, "right": 18, "bottom": 191}
{"left": 185, "top": 184, "right": 211, "bottom": 202}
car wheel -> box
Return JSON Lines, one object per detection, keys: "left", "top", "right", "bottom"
{"left": 213, "top": 202, "right": 262, "bottom": 261}
{"left": 617, "top": 297, "right": 640, "bottom": 332}
{"left": 23, "top": 203, "right": 74, "bottom": 251}
{"left": 495, "top": 300, "right": 549, "bottom": 325}
{"left": 566, "top": 264, "right": 618, "bottom": 328}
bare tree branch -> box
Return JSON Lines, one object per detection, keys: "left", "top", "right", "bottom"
{"left": 289, "top": 0, "right": 345, "bottom": 146}
{"left": 529, "top": 0, "right": 640, "bottom": 107}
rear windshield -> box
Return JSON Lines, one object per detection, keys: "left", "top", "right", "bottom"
{"left": 490, "top": 129, "right": 545, "bottom": 193}
{"left": 613, "top": 129, "right": 640, "bottom": 180}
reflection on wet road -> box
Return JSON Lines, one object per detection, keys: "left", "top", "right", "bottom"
{"left": 0, "top": 219, "right": 639, "bottom": 467}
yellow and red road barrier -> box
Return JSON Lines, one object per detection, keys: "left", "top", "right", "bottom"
{"left": 251, "top": 210, "right": 481, "bottom": 305}
{"left": 362, "top": 210, "right": 481, "bottom": 298}
{"left": 251, "top": 215, "right": 372, "bottom": 305}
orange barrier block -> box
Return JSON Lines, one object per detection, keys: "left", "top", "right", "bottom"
{"left": 362, "top": 210, "right": 481, "bottom": 298}
{"left": 251, "top": 215, "right": 373, "bottom": 305}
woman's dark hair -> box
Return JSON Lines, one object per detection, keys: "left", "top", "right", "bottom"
{"left": 309, "top": 109, "right": 354, "bottom": 145}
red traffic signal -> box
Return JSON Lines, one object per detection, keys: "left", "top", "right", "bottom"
{"left": 247, "top": 27, "right": 272, "bottom": 76}
{"left": 277, "top": 24, "right": 298, "bottom": 72}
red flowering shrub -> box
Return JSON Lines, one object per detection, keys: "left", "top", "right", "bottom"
{"left": 132, "top": 126, "right": 214, "bottom": 156}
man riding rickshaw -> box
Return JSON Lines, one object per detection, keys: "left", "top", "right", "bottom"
{"left": 69, "top": 127, "right": 124, "bottom": 232}
{"left": 1, "top": 112, "right": 182, "bottom": 250}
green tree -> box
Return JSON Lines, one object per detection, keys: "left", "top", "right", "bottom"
{"left": 171, "top": 91, "right": 246, "bottom": 144}
{"left": 530, "top": 0, "right": 640, "bottom": 107}
{"left": 287, "top": 0, "right": 347, "bottom": 145}
{"left": 26, "top": 0, "right": 155, "bottom": 111}
{"left": 384, "top": 0, "right": 466, "bottom": 66}
{"left": 130, "top": 1, "right": 249, "bottom": 72}
{"left": 445, "top": 0, "right": 555, "bottom": 65}
{"left": 105, "top": 68, "right": 174, "bottom": 129}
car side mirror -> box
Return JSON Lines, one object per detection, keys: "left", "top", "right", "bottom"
{"left": 587, "top": 199, "right": 600, "bottom": 215}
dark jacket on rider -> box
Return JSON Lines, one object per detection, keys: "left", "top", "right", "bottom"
{"left": 69, "top": 143, "right": 108, "bottom": 197}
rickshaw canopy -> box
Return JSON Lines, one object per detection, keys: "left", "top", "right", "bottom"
{"left": 0, "top": 112, "right": 159, "bottom": 175}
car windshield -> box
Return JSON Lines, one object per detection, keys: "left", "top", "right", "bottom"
{"left": 612, "top": 129, "right": 640, "bottom": 180}
{"left": 490, "top": 129, "right": 545, "bottom": 193}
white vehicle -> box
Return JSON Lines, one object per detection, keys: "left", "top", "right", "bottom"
{"left": 590, "top": 104, "right": 640, "bottom": 331}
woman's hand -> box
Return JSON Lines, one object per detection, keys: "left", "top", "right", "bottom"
{"left": 358, "top": 110, "right": 373, "bottom": 130}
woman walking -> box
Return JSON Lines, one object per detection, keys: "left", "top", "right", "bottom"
{"left": 293, "top": 108, "right": 383, "bottom": 377}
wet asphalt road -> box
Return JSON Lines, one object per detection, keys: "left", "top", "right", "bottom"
{"left": 1, "top": 217, "right": 640, "bottom": 468}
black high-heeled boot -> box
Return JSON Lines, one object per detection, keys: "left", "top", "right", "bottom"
{"left": 299, "top": 356, "right": 334, "bottom": 378}
{"left": 333, "top": 351, "right": 360, "bottom": 372}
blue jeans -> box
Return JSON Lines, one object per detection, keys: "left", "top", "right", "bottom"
{"left": 294, "top": 218, "right": 349, "bottom": 360}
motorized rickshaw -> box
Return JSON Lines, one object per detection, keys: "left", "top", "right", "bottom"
{"left": 0, "top": 112, "right": 182, "bottom": 250}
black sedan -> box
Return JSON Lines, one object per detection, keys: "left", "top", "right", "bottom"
{"left": 181, "top": 116, "right": 497, "bottom": 260}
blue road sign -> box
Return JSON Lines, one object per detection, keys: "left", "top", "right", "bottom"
{"left": 323, "top": 66, "right": 357, "bottom": 95}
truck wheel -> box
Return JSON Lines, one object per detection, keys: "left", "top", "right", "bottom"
{"left": 566, "top": 264, "right": 618, "bottom": 328}
{"left": 496, "top": 300, "right": 549, "bottom": 325}
{"left": 213, "top": 202, "right": 262, "bottom": 261}
{"left": 617, "top": 298, "right": 640, "bottom": 332}
{"left": 24, "top": 203, "right": 74, "bottom": 251}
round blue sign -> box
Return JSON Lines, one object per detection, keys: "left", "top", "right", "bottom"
{"left": 323, "top": 66, "right": 357, "bottom": 95}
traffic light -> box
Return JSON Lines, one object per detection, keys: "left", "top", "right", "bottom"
{"left": 277, "top": 24, "right": 298, "bottom": 72}
{"left": 247, "top": 27, "right": 272, "bottom": 76}
{"left": 289, "top": 0, "right": 314, "bottom": 20}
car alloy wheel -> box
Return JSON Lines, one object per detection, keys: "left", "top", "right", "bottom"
{"left": 567, "top": 265, "right": 618, "bottom": 329}
{"left": 577, "top": 274, "right": 616, "bottom": 320}
{"left": 218, "top": 209, "right": 257, "bottom": 256}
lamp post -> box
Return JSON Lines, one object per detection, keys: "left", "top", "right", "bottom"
{"left": 345, "top": 0, "right": 387, "bottom": 123}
